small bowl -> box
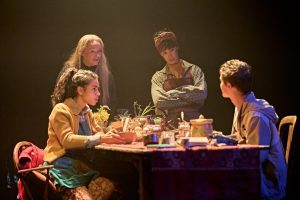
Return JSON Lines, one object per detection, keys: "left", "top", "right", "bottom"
{"left": 118, "top": 131, "right": 136, "bottom": 144}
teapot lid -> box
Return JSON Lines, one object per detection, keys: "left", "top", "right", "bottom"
{"left": 190, "top": 115, "right": 213, "bottom": 125}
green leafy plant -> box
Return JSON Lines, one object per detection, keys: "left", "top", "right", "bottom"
{"left": 133, "top": 101, "right": 155, "bottom": 117}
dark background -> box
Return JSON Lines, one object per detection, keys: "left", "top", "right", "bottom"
{"left": 0, "top": 0, "right": 299, "bottom": 199}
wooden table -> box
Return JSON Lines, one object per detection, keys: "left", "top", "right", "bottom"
{"left": 93, "top": 143, "right": 268, "bottom": 200}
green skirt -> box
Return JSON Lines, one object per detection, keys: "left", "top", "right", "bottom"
{"left": 44, "top": 156, "right": 99, "bottom": 189}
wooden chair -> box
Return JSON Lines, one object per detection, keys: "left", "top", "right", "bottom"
{"left": 12, "top": 141, "right": 61, "bottom": 200}
{"left": 278, "top": 116, "right": 297, "bottom": 164}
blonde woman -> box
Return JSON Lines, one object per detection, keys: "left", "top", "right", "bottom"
{"left": 55, "top": 34, "right": 117, "bottom": 120}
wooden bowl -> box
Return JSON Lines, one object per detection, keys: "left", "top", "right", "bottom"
{"left": 117, "top": 131, "right": 136, "bottom": 144}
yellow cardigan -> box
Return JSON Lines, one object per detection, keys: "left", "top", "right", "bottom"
{"left": 44, "top": 98, "right": 102, "bottom": 163}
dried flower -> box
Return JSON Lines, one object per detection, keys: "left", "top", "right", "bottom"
{"left": 94, "top": 105, "right": 110, "bottom": 123}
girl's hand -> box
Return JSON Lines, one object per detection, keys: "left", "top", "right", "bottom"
{"left": 106, "top": 128, "right": 118, "bottom": 135}
{"left": 101, "top": 133, "right": 126, "bottom": 144}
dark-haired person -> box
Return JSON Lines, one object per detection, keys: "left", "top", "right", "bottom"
{"left": 44, "top": 68, "right": 125, "bottom": 199}
{"left": 219, "top": 59, "right": 287, "bottom": 200}
{"left": 151, "top": 29, "right": 207, "bottom": 125}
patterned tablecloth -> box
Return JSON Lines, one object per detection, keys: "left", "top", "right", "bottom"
{"left": 94, "top": 143, "right": 267, "bottom": 200}
{"left": 151, "top": 145, "right": 264, "bottom": 200}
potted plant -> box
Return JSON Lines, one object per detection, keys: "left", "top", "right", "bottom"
{"left": 133, "top": 101, "right": 155, "bottom": 127}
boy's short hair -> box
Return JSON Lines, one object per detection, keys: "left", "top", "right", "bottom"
{"left": 219, "top": 59, "right": 252, "bottom": 94}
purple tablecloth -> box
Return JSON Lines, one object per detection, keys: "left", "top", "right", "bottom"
{"left": 151, "top": 146, "right": 261, "bottom": 200}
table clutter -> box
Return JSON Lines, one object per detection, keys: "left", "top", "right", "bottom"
{"left": 105, "top": 112, "right": 238, "bottom": 148}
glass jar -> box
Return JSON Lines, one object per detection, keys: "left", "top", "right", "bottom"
{"left": 178, "top": 121, "right": 190, "bottom": 138}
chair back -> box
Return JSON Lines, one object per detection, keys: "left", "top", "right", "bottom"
{"left": 278, "top": 116, "right": 297, "bottom": 164}
{"left": 13, "top": 141, "right": 32, "bottom": 171}
{"left": 12, "top": 141, "right": 61, "bottom": 200}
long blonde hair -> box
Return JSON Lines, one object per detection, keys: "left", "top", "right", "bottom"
{"left": 62, "top": 34, "right": 111, "bottom": 105}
